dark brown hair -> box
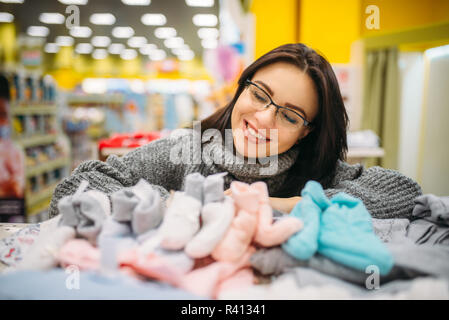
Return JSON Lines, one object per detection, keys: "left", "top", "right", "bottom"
{"left": 200, "top": 43, "right": 349, "bottom": 197}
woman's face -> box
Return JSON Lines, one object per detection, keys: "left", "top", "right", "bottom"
{"left": 231, "top": 61, "right": 319, "bottom": 158}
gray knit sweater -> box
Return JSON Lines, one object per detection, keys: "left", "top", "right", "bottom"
{"left": 49, "top": 128, "right": 422, "bottom": 219}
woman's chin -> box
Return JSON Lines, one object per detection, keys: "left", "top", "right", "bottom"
{"left": 234, "top": 138, "right": 276, "bottom": 159}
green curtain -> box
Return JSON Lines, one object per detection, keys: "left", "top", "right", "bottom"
{"left": 362, "top": 47, "right": 400, "bottom": 169}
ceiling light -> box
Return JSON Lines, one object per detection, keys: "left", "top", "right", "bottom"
{"left": 122, "top": 0, "right": 150, "bottom": 5}
{"left": 201, "top": 38, "right": 217, "bottom": 49}
{"left": 92, "top": 49, "right": 108, "bottom": 60}
{"left": 75, "top": 43, "right": 93, "bottom": 54}
{"left": 69, "top": 26, "right": 92, "bottom": 38}
{"left": 44, "top": 43, "right": 59, "bottom": 53}
{"left": 128, "top": 36, "right": 147, "bottom": 48}
{"left": 112, "top": 26, "right": 135, "bottom": 38}
{"left": 139, "top": 43, "right": 157, "bottom": 55}
{"left": 154, "top": 27, "right": 176, "bottom": 39}
{"left": 0, "top": 12, "right": 13, "bottom": 23}
{"left": 108, "top": 43, "right": 125, "bottom": 54}
{"left": 58, "top": 0, "right": 88, "bottom": 4}
{"left": 178, "top": 52, "right": 195, "bottom": 61}
{"left": 149, "top": 49, "right": 166, "bottom": 61}
{"left": 56, "top": 36, "right": 74, "bottom": 46}
{"left": 91, "top": 36, "right": 111, "bottom": 47}
{"left": 0, "top": 0, "right": 24, "bottom": 3}
{"left": 120, "top": 49, "right": 138, "bottom": 60}
{"left": 186, "top": 0, "right": 213, "bottom": 7}
{"left": 39, "top": 13, "right": 65, "bottom": 24}
{"left": 197, "top": 27, "right": 219, "bottom": 39}
{"left": 90, "top": 13, "right": 116, "bottom": 25}
{"left": 171, "top": 46, "right": 191, "bottom": 55}
{"left": 164, "top": 37, "right": 184, "bottom": 48}
{"left": 27, "top": 26, "right": 49, "bottom": 37}
{"left": 141, "top": 13, "right": 166, "bottom": 26}
{"left": 192, "top": 14, "right": 217, "bottom": 27}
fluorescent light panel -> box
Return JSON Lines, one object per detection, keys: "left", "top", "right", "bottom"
{"left": 27, "top": 26, "right": 49, "bottom": 37}
{"left": 192, "top": 14, "right": 217, "bottom": 27}
{"left": 44, "top": 43, "right": 59, "bottom": 53}
{"left": 92, "top": 49, "right": 108, "bottom": 60}
{"left": 154, "top": 27, "right": 176, "bottom": 39}
{"left": 56, "top": 36, "right": 74, "bottom": 46}
{"left": 0, "top": 12, "right": 13, "bottom": 22}
{"left": 141, "top": 13, "right": 166, "bottom": 26}
{"left": 90, "top": 13, "right": 116, "bottom": 25}
{"left": 186, "top": 0, "right": 213, "bottom": 7}
{"left": 108, "top": 43, "right": 125, "bottom": 54}
{"left": 70, "top": 26, "right": 92, "bottom": 38}
{"left": 122, "top": 0, "right": 150, "bottom": 5}
{"left": 112, "top": 26, "right": 135, "bottom": 38}
{"left": 39, "top": 13, "right": 65, "bottom": 24}
{"left": 91, "top": 36, "right": 111, "bottom": 47}
{"left": 76, "top": 43, "right": 93, "bottom": 54}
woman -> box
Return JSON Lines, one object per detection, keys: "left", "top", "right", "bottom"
{"left": 49, "top": 43, "right": 421, "bottom": 219}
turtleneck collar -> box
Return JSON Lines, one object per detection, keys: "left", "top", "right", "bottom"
{"left": 201, "top": 133, "right": 300, "bottom": 181}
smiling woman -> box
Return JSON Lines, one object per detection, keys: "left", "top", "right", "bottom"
{"left": 49, "top": 43, "right": 422, "bottom": 219}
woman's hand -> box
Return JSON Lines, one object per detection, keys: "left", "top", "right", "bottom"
{"left": 223, "top": 188, "right": 301, "bottom": 214}
{"left": 269, "top": 196, "right": 301, "bottom": 214}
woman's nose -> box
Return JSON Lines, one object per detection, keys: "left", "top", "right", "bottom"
{"left": 253, "top": 104, "right": 277, "bottom": 128}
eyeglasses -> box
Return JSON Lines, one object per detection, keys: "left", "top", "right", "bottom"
{"left": 244, "top": 79, "right": 312, "bottom": 130}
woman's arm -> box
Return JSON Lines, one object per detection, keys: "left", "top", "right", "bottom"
{"left": 48, "top": 132, "right": 189, "bottom": 218}
{"left": 324, "top": 161, "right": 423, "bottom": 219}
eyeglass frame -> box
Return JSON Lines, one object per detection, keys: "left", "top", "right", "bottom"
{"left": 244, "top": 79, "right": 312, "bottom": 128}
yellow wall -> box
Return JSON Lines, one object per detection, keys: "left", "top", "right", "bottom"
{"left": 250, "top": 0, "right": 298, "bottom": 59}
{"left": 299, "top": 0, "right": 361, "bottom": 64}
{"left": 249, "top": 0, "right": 449, "bottom": 64}
{"left": 361, "top": 0, "right": 449, "bottom": 36}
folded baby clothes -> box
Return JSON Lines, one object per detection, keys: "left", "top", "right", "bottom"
{"left": 58, "top": 180, "right": 110, "bottom": 245}
{"left": 211, "top": 181, "right": 259, "bottom": 262}
{"left": 185, "top": 195, "right": 235, "bottom": 259}
{"left": 281, "top": 181, "right": 324, "bottom": 260}
{"left": 110, "top": 179, "right": 163, "bottom": 236}
{"left": 57, "top": 238, "right": 101, "bottom": 271}
{"left": 282, "top": 181, "right": 394, "bottom": 275}
{"left": 251, "top": 181, "right": 303, "bottom": 247}
{"left": 319, "top": 191, "right": 394, "bottom": 275}
{"left": 158, "top": 191, "right": 202, "bottom": 250}
{"left": 14, "top": 226, "right": 76, "bottom": 271}
{"left": 413, "top": 194, "right": 449, "bottom": 226}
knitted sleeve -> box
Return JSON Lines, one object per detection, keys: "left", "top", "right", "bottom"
{"left": 48, "top": 130, "right": 192, "bottom": 218}
{"left": 324, "top": 161, "right": 423, "bottom": 219}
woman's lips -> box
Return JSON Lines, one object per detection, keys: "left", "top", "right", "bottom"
{"left": 242, "top": 119, "right": 270, "bottom": 144}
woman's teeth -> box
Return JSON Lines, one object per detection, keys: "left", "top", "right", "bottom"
{"left": 246, "top": 122, "right": 267, "bottom": 141}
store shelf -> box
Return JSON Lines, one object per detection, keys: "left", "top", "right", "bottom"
{"left": 10, "top": 105, "right": 57, "bottom": 116}
{"left": 25, "top": 157, "right": 71, "bottom": 178}
{"left": 26, "top": 182, "right": 59, "bottom": 210}
{"left": 27, "top": 198, "right": 51, "bottom": 217}
{"left": 13, "top": 133, "right": 58, "bottom": 148}
{"left": 347, "top": 147, "right": 385, "bottom": 158}
{"left": 66, "top": 93, "right": 124, "bottom": 105}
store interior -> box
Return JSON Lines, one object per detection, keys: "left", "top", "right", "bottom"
{"left": 0, "top": 0, "right": 448, "bottom": 224}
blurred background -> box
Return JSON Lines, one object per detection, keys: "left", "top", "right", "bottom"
{"left": 0, "top": 0, "right": 448, "bottom": 222}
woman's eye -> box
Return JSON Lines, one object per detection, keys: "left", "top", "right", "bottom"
{"left": 253, "top": 91, "right": 268, "bottom": 103}
{"left": 282, "top": 111, "right": 298, "bottom": 124}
